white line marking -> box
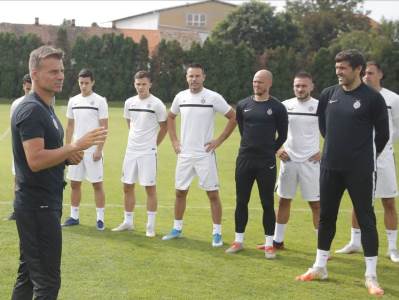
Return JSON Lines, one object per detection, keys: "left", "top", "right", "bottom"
{"left": 0, "top": 201, "right": 384, "bottom": 213}
{"left": 0, "top": 127, "right": 10, "bottom": 141}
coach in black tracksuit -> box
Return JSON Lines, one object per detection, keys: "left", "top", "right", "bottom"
{"left": 314, "top": 50, "right": 389, "bottom": 280}
{"left": 11, "top": 46, "right": 106, "bottom": 300}
{"left": 226, "top": 70, "right": 288, "bottom": 254}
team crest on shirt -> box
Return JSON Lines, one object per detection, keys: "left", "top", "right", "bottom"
{"left": 147, "top": 104, "right": 151, "bottom": 108}
{"left": 353, "top": 99, "right": 361, "bottom": 109}
{"left": 201, "top": 97, "right": 206, "bottom": 104}
{"left": 90, "top": 100, "right": 94, "bottom": 105}
{"left": 267, "top": 108, "right": 273, "bottom": 115}
{"left": 308, "top": 106, "right": 314, "bottom": 112}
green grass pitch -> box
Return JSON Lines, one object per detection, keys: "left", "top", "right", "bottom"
{"left": 0, "top": 100, "right": 398, "bottom": 299}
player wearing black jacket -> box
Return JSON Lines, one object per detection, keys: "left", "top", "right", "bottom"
{"left": 296, "top": 49, "right": 389, "bottom": 297}
{"left": 225, "top": 70, "right": 288, "bottom": 258}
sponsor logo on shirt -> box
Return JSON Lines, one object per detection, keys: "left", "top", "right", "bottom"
{"left": 287, "top": 107, "right": 294, "bottom": 111}
{"left": 328, "top": 99, "right": 339, "bottom": 104}
{"left": 244, "top": 108, "right": 252, "bottom": 112}
{"left": 267, "top": 108, "right": 273, "bottom": 115}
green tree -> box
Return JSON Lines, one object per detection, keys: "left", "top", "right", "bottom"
{"left": 185, "top": 40, "right": 255, "bottom": 103}
{"left": 55, "top": 26, "right": 74, "bottom": 99}
{"left": 150, "top": 40, "right": 186, "bottom": 102}
{"left": 0, "top": 32, "right": 42, "bottom": 99}
{"left": 286, "top": 0, "right": 370, "bottom": 52}
{"left": 211, "top": 0, "right": 299, "bottom": 54}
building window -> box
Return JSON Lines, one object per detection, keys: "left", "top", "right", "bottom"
{"left": 187, "top": 13, "right": 206, "bottom": 27}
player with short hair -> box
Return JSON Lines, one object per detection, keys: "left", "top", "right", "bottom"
{"left": 272, "top": 71, "right": 320, "bottom": 249}
{"left": 162, "top": 63, "right": 236, "bottom": 247}
{"left": 62, "top": 68, "right": 109, "bottom": 230}
{"left": 296, "top": 49, "right": 389, "bottom": 297}
{"left": 112, "top": 70, "right": 167, "bottom": 237}
{"left": 336, "top": 61, "right": 399, "bottom": 263}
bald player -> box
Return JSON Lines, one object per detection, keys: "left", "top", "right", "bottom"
{"left": 225, "top": 70, "right": 288, "bottom": 259}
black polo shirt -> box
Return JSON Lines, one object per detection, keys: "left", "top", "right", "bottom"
{"left": 317, "top": 83, "right": 389, "bottom": 173}
{"left": 236, "top": 96, "right": 288, "bottom": 162}
{"left": 11, "top": 92, "right": 65, "bottom": 210}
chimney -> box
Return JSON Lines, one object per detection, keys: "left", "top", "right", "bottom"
{"left": 35, "top": 17, "right": 39, "bottom": 25}
{"left": 71, "top": 19, "right": 75, "bottom": 27}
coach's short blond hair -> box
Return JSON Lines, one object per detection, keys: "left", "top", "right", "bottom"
{"left": 29, "top": 45, "right": 64, "bottom": 72}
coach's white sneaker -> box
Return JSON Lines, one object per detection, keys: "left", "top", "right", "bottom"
{"left": 112, "top": 222, "right": 134, "bottom": 232}
{"left": 146, "top": 225, "right": 156, "bottom": 237}
{"left": 387, "top": 249, "right": 399, "bottom": 263}
{"left": 296, "top": 266, "right": 328, "bottom": 281}
{"left": 335, "top": 243, "right": 362, "bottom": 254}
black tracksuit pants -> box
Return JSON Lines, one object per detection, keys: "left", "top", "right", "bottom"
{"left": 12, "top": 209, "right": 62, "bottom": 300}
{"left": 235, "top": 156, "right": 277, "bottom": 235}
{"left": 318, "top": 168, "right": 378, "bottom": 257}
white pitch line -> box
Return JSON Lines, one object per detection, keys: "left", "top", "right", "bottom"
{"left": 0, "top": 201, "right": 384, "bottom": 213}
{"left": 0, "top": 127, "right": 10, "bottom": 141}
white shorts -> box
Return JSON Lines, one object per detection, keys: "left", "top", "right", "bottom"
{"left": 175, "top": 153, "right": 219, "bottom": 191}
{"left": 121, "top": 153, "right": 157, "bottom": 186}
{"left": 276, "top": 160, "right": 320, "bottom": 201}
{"left": 67, "top": 152, "right": 104, "bottom": 183}
{"left": 375, "top": 149, "right": 398, "bottom": 198}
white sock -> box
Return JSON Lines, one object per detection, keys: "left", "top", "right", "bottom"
{"left": 313, "top": 249, "right": 330, "bottom": 268}
{"left": 350, "top": 227, "right": 362, "bottom": 247}
{"left": 273, "top": 223, "right": 286, "bottom": 243}
{"left": 147, "top": 211, "right": 156, "bottom": 228}
{"left": 265, "top": 235, "right": 273, "bottom": 247}
{"left": 173, "top": 219, "right": 183, "bottom": 231}
{"left": 124, "top": 211, "right": 134, "bottom": 225}
{"left": 365, "top": 256, "right": 378, "bottom": 277}
{"left": 71, "top": 206, "right": 79, "bottom": 220}
{"left": 213, "top": 224, "right": 222, "bottom": 235}
{"left": 96, "top": 207, "right": 104, "bottom": 222}
{"left": 235, "top": 232, "right": 244, "bottom": 243}
{"left": 386, "top": 229, "right": 398, "bottom": 250}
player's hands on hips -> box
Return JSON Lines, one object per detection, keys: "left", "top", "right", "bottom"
{"left": 308, "top": 151, "right": 321, "bottom": 163}
{"left": 67, "top": 151, "right": 84, "bottom": 165}
{"left": 205, "top": 139, "right": 221, "bottom": 152}
{"left": 73, "top": 127, "right": 107, "bottom": 151}
{"left": 277, "top": 148, "right": 290, "bottom": 162}
{"left": 92, "top": 149, "right": 102, "bottom": 161}
{"left": 172, "top": 140, "right": 181, "bottom": 154}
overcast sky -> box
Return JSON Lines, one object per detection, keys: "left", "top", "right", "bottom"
{"left": 0, "top": 1, "right": 398, "bottom": 27}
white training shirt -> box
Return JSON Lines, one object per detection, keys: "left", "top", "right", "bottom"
{"left": 124, "top": 94, "right": 167, "bottom": 155}
{"left": 282, "top": 97, "right": 319, "bottom": 162}
{"left": 66, "top": 92, "right": 108, "bottom": 153}
{"left": 380, "top": 88, "right": 399, "bottom": 151}
{"left": 10, "top": 96, "right": 25, "bottom": 118}
{"left": 170, "top": 88, "right": 231, "bottom": 157}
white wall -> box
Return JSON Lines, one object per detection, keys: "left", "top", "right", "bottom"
{"left": 115, "top": 13, "right": 159, "bottom": 30}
